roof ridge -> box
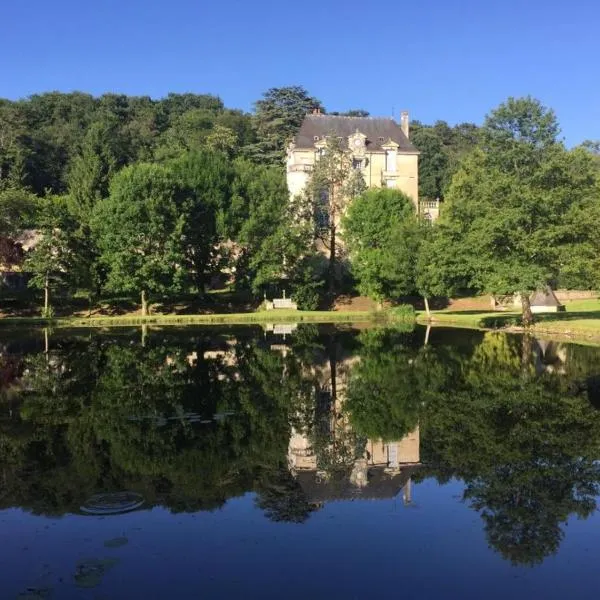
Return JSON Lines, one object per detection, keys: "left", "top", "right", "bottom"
{"left": 310, "top": 114, "right": 395, "bottom": 121}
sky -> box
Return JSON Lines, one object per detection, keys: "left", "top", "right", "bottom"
{"left": 1, "top": 0, "right": 598, "bottom": 146}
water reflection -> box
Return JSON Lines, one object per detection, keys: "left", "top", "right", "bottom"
{"left": 1, "top": 325, "right": 600, "bottom": 568}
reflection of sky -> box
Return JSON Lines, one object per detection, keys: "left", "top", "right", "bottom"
{"left": 2, "top": 479, "right": 600, "bottom": 599}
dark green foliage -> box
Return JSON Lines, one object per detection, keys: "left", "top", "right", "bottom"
{"left": 250, "top": 86, "right": 323, "bottom": 164}
{"left": 411, "top": 119, "right": 480, "bottom": 200}
{"left": 170, "top": 150, "right": 233, "bottom": 290}
{"left": 343, "top": 188, "right": 421, "bottom": 303}
{"left": 24, "top": 196, "right": 81, "bottom": 315}
{"left": 423, "top": 97, "right": 600, "bottom": 321}
{"left": 91, "top": 163, "right": 189, "bottom": 309}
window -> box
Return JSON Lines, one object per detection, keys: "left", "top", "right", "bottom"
{"left": 385, "top": 179, "right": 395, "bottom": 188}
{"left": 352, "top": 158, "right": 363, "bottom": 170}
{"left": 385, "top": 150, "right": 396, "bottom": 172}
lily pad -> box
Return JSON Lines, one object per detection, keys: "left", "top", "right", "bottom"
{"left": 74, "top": 557, "right": 119, "bottom": 589}
{"left": 103, "top": 537, "right": 128, "bottom": 548}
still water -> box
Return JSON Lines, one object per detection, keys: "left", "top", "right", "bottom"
{"left": 2, "top": 324, "right": 600, "bottom": 599}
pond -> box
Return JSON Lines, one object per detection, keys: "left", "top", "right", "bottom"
{"left": 2, "top": 324, "right": 600, "bottom": 599}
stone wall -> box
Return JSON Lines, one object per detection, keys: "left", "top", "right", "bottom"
{"left": 554, "top": 290, "right": 598, "bottom": 301}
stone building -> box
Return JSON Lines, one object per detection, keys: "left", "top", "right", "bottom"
{"left": 286, "top": 111, "right": 438, "bottom": 220}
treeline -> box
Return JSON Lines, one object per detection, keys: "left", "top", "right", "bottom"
{"left": 0, "top": 86, "right": 324, "bottom": 195}
{"left": 1, "top": 87, "right": 599, "bottom": 319}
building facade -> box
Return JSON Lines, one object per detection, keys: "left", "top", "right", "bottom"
{"left": 286, "top": 111, "right": 438, "bottom": 220}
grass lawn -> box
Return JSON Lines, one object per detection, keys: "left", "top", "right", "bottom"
{"left": 0, "top": 309, "right": 380, "bottom": 328}
{"left": 417, "top": 297, "right": 600, "bottom": 340}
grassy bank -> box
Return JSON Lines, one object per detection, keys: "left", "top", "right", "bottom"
{"left": 417, "top": 298, "right": 600, "bottom": 342}
{"left": 0, "top": 308, "right": 419, "bottom": 328}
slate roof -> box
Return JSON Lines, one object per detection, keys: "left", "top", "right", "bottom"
{"left": 294, "top": 114, "right": 418, "bottom": 153}
{"left": 530, "top": 289, "right": 563, "bottom": 307}
{"left": 295, "top": 465, "right": 420, "bottom": 502}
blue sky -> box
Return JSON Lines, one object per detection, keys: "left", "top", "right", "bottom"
{"left": 1, "top": 0, "right": 598, "bottom": 145}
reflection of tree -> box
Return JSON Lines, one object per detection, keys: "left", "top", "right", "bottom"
{"left": 3, "top": 325, "right": 600, "bottom": 566}
{"left": 255, "top": 468, "right": 317, "bottom": 523}
{"left": 0, "top": 329, "right": 330, "bottom": 521}
{"left": 346, "top": 328, "right": 446, "bottom": 442}
{"left": 421, "top": 335, "right": 600, "bottom": 566}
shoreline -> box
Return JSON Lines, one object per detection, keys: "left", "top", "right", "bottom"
{"left": 416, "top": 312, "right": 600, "bottom": 345}
{"left": 0, "top": 306, "right": 598, "bottom": 346}
{"left": 0, "top": 309, "right": 377, "bottom": 328}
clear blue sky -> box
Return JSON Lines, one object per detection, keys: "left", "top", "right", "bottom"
{"left": 1, "top": 0, "right": 598, "bottom": 145}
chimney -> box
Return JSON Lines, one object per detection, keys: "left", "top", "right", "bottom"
{"left": 400, "top": 110, "right": 409, "bottom": 139}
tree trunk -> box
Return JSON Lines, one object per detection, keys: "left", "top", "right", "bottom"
{"left": 141, "top": 290, "right": 148, "bottom": 316}
{"left": 328, "top": 224, "right": 336, "bottom": 295}
{"left": 521, "top": 332, "right": 533, "bottom": 379}
{"left": 44, "top": 275, "right": 49, "bottom": 317}
{"left": 423, "top": 296, "right": 431, "bottom": 319}
{"left": 521, "top": 293, "right": 533, "bottom": 327}
{"left": 141, "top": 324, "right": 148, "bottom": 348}
{"left": 424, "top": 324, "right": 431, "bottom": 347}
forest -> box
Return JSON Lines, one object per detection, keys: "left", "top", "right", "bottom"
{"left": 1, "top": 86, "right": 599, "bottom": 321}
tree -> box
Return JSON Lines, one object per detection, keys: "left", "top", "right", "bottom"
{"left": 67, "top": 120, "right": 123, "bottom": 225}
{"left": 0, "top": 187, "right": 38, "bottom": 275}
{"left": 204, "top": 124, "right": 238, "bottom": 155}
{"left": 170, "top": 150, "right": 233, "bottom": 292}
{"left": 305, "top": 135, "right": 366, "bottom": 293}
{"left": 415, "top": 221, "right": 470, "bottom": 317}
{"left": 91, "top": 163, "right": 189, "bottom": 315}
{"left": 410, "top": 120, "right": 480, "bottom": 200}
{"left": 0, "top": 187, "right": 38, "bottom": 238}
{"left": 224, "top": 159, "right": 318, "bottom": 303}
{"left": 343, "top": 188, "right": 421, "bottom": 304}
{"left": 427, "top": 97, "right": 600, "bottom": 325}
{"left": 251, "top": 86, "right": 323, "bottom": 163}
{"left": 329, "top": 109, "right": 370, "bottom": 117}
{"left": 411, "top": 126, "right": 449, "bottom": 200}
{"left": 24, "top": 196, "right": 78, "bottom": 316}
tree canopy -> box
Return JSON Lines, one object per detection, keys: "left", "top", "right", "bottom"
{"left": 343, "top": 188, "right": 421, "bottom": 303}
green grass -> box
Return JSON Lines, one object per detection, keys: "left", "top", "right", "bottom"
{"left": 0, "top": 309, "right": 377, "bottom": 329}
{"left": 417, "top": 297, "right": 600, "bottom": 341}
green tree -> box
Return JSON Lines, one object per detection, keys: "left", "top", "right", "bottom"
{"left": 251, "top": 86, "right": 323, "bottom": 163}
{"left": 429, "top": 97, "right": 599, "bottom": 325}
{"left": 24, "top": 196, "right": 79, "bottom": 316}
{"left": 343, "top": 188, "right": 421, "bottom": 304}
{"left": 0, "top": 187, "right": 38, "bottom": 238}
{"left": 67, "top": 120, "right": 123, "bottom": 224}
{"left": 224, "top": 159, "right": 318, "bottom": 304}
{"left": 411, "top": 126, "right": 449, "bottom": 200}
{"left": 170, "top": 150, "right": 233, "bottom": 292}
{"left": 305, "top": 135, "right": 366, "bottom": 293}
{"left": 91, "top": 163, "right": 189, "bottom": 314}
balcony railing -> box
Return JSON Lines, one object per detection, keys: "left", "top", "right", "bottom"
{"left": 288, "top": 164, "right": 314, "bottom": 173}
{"left": 420, "top": 199, "right": 440, "bottom": 209}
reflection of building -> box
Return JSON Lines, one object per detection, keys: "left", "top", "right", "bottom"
{"left": 534, "top": 339, "right": 567, "bottom": 375}
{"left": 288, "top": 426, "right": 420, "bottom": 504}
{"left": 288, "top": 348, "right": 420, "bottom": 505}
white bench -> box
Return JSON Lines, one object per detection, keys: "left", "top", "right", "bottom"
{"left": 272, "top": 298, "right": 298, "bottom": 310}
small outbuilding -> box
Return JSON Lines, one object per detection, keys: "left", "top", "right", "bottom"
{"left": 530, "top": 289, "right": 565, "bottom": 314}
